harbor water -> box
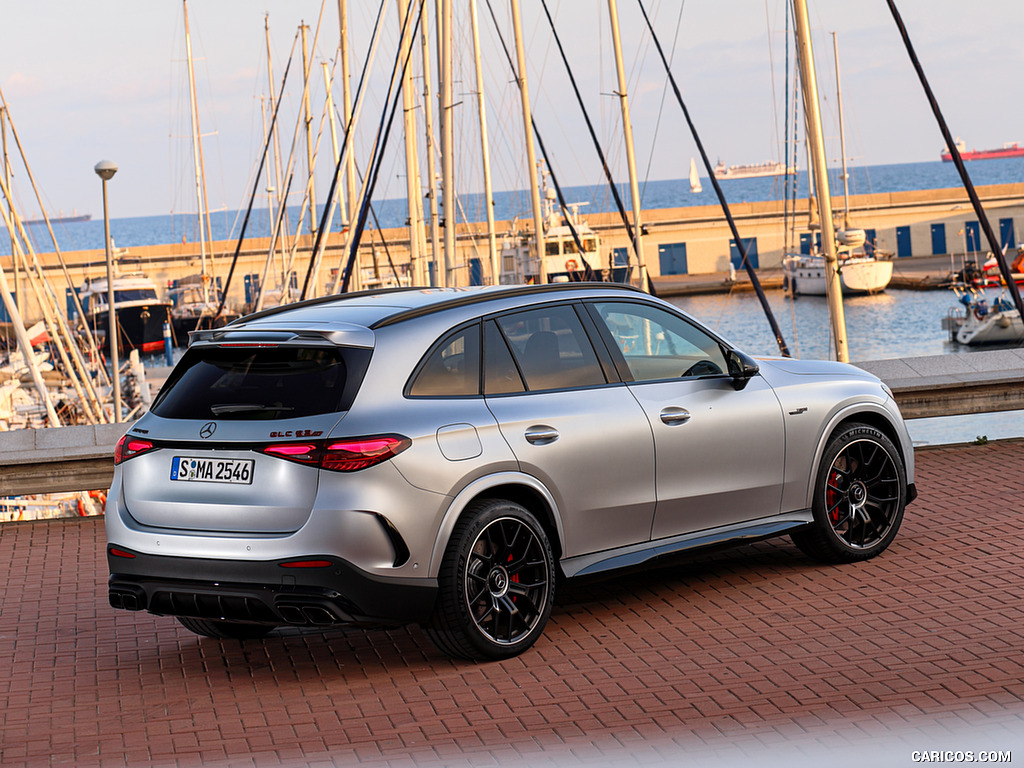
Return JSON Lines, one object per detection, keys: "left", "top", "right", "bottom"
{"left": 668, "top": 286, "right": 1024, "bottom": 447}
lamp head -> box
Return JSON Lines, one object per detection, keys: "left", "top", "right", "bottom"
{"left": 94, "top": 160, "right": 118, "bottom": 181}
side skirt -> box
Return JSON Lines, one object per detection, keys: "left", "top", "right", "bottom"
{"left": 561, "top": 512, "right": 813, "bottom": 579}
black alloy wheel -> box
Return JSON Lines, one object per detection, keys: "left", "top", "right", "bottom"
{"left": 792, "top": 423, "right": 907, "bottom": 563}
{"left": 426, "top": 499, "right": 554, "bottom": 661}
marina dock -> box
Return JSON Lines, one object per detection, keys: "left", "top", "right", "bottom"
{"left": 1, "top": 439, "right": 1022, "bottom": 766}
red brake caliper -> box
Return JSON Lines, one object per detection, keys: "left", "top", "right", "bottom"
{"left": 827, "top": 469, "right": 842, "bottom": 524}
{"left": 508, "top": 554, "right": 518, "bottom": 603}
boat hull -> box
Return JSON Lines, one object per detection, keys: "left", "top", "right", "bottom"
{"left": 784, "top": 257, "right": 893, "bottom": 296}
{"left": 88, "top": 303, "right": 173, "bottom": 356}
{"left": 953, "top": 309, "right": 1024, "bottom": 345}
{"left": 941, "top": 144, "right": 1024, "bottom": 162}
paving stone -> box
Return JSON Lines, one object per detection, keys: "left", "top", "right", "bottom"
{"left": 3, "top": 443, "right": 1024, "bottom": 766}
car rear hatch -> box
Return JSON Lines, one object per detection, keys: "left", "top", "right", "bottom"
{"left": 119, "top": 333, "right": 372, "bottom": 534}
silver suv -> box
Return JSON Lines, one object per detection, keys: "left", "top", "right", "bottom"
{"left": 106, "top": 283, "right": 916, "bottom": 660}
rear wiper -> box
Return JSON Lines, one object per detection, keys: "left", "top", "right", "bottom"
{"left": 210, "top": 403, "right": 295, "bottom": 415}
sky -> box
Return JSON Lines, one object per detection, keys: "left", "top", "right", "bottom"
{"left": 1, "top": 0, "right": 1022, "bottom": 221}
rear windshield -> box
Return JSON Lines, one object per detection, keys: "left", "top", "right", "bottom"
{"left": 152, "top": 345, "right": 371, "bottom": 420}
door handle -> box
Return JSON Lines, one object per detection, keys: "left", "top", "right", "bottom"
{"left": 660, "top": 407, "right": 691, "bottom": 425}
{"left": 525, "top": 426, "right": 559, "bottom": 445}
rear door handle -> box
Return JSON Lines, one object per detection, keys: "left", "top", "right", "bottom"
{"left": 525, "top": 426, "right": 559, "bottom": 445}
{"left": 660, "top": 407, "right": 691, "bottom": 425}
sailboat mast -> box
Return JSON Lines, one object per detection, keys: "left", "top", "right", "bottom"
{"left": 439, "top": 0, "right": 455, "bottom": 287}
{"left": 265, "top": 15, "right": 291, "bottom": 247}
{"left": 793, "top": 0, "right": 848, "bottom": 362}
{"left": 510, "top": 0, "right": 547, "bottom": 283}
{"left": 832, "top": 32, "right": 851, "bottom": 230}
{"left": 300, "top": 24, "right": 318, "bottom": 240}
{"left": 1, "top": 107, "right": 16, "bottom": 311}
{"left": 419, "top": 7, "right": 442, "bottom": 284}
{"left": 469, "top": 0, "right": 498, "bottom": 283}
{"left": 337, "top": 0, "right": 357, "bottom": 229}
{"left": 607, "top": 0, "right": 648, "bottom": 291}
{"left": 398, "top": 0, "right": 424, "bottom": 286}
{"left": 182, "top": 0, "right": 210, "bottom": 302}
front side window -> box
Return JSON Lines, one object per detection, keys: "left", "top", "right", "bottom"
{"left": 592, "top": 301, "right": 728, "bottom": 382}
{"left": 495, "top": 304, "right": 605, "bottom": 392}
{"left": 152, "top": 345, "right": 369, "bottom": 420}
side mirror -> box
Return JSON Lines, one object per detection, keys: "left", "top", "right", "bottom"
{"left": 725, "top": 348, "right": 759, "bottom": 390}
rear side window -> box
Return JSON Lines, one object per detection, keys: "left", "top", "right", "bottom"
{"left": 152, "top": 346, "right": 371, "bottom": 420}
{"left": 408, "top": 324, "right": 481, "bottom": 397}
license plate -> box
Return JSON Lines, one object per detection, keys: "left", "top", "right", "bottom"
{"left": 171, "top": 456, "right": 255, "bottom": 484}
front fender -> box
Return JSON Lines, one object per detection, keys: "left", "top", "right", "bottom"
{"left": 801, "top": 400, "right": 915, "bottom": 509}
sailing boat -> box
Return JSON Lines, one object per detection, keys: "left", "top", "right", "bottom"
{"left": 688, "top": 157, "right": 702, "bottom": 193}
{"left": 783, "top": 32, "right": 892, "bottom": 297}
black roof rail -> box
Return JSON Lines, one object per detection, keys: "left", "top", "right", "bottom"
{"left": 226, "top": 285, "right": 426, "bottom": 327}
{"left": 370, "top": 282, "right": 643, "bottom": 329}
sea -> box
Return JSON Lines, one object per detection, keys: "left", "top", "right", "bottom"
{"left": 9, "top": 156, "right": 1024, "bottom": 446}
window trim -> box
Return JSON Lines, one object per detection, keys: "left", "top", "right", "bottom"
{"left": 582, "top": 299, "right": 733, "bottom": 386}
{"left": 403, "top": 320, "right": 484, "bottom": 400}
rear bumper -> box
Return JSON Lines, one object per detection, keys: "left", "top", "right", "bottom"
{"left": 107, "top": 546, "right": 437, "bottom": 627}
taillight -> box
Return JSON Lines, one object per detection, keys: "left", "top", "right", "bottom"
{"left": 259, "top": 435, "right": 410, "bottom": 472}
{"left": 114, "top": 435, "right": 155, "bottom": 465}
{"left": 260, "top": 442, "right": 321, "bottom": 465}
{"left": 322, "top": 436, "right": 411, "bottom": 472}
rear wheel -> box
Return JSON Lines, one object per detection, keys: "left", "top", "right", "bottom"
{"left": 425, "top": 499, "right": 554, "bottom": 661}
{"left": 176, "top": 616, "right": 276, "bottom": 640}
{"left": 791, "top": 423, "right": 907, "bottom": 563}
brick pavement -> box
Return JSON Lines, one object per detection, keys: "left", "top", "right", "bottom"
{"left": 2, "top": 442, "right": 1024, "bottom": 767}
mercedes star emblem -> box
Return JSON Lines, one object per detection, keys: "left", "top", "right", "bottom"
{"left": 199, "top": 422, "right": 217, "bottom": 439}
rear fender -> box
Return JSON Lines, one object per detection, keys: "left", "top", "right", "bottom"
{"left": 426, "top": 472, "right": 563, "bottom": 578}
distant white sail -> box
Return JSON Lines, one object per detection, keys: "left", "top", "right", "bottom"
{"left": 689, "top": 157, "right": 702, "bottom": 193}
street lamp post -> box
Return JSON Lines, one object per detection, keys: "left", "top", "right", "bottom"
{"left": 94, "top": 160, "right": 120, "bottom": 421}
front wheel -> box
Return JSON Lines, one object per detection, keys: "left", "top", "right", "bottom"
{"left": 791, "top": 423, "right": 907, "bottom": 563}
{"left": 425, "top": 499, "right": 555, "bottom": 661}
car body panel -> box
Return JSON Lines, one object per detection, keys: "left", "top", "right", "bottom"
{"left": 485, "top": 384, "right": 656, "bottom": 557}
{"left": 625, "top": 373, "right": 786, "bottom": 539}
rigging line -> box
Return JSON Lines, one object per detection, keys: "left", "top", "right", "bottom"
{"left": 337, "top": 0, "right": 425, "bottom": 295}
{"left": 641, "top": 1, "right": 685, "bottom": 196}
{"left": 538, "top": 0, "right": 635, "bottom": 269}
{"left": 885, "top": 0, "right": 1024, "bottom": 322}
{"left": 636, "top": 0, "right": 790, "bottom": 356}
{"left": 303, "top": 0, "right": 404, "bottom": 299}
{"left": 367, "top": 202, "right": 402, "bottom": 284}
{"left": 212, "top": 30, "right": 298, "bottom": 320}
{"left": 483, "top": 0, "right": 598, "bottom": 281}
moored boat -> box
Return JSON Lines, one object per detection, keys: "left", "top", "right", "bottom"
{"left": 167, "top": 273, "right": 239, "bottom": 344}
{"left": 944, "top": 292, "right": 1024, "bottom": 346}
{"left": 783, "top": 229, "right": 893, "bottom": 296}
{"left": 78, "top": 273, "right": 173, "bottom": 356}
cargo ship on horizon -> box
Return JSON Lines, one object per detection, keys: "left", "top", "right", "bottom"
{"left": 712, "top": 160, "right": 796, "bottom": 180}
{"left": 24, "top": 211, "right": 92, "bottom": 226}
{"left": 940, "top": 138, "right": 1024, "bottom": 162}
